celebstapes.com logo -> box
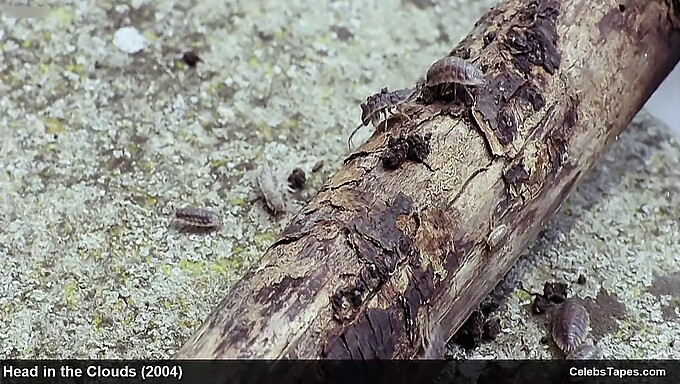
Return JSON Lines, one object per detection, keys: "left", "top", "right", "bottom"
{"left": 1, "top": 1, "right": 51, "bottom": 18}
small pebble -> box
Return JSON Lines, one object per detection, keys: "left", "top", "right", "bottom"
{"left": 577, "top": 274, "right": 586, "bottom": 285}
{"left": 113, "top": 26, "right": 146, "bottom": 54}
{"left": 182, "top": 51, "right": 201, "bottom": 67}
{"left": 287, "top": 168, "right": 306, "bottom": 190}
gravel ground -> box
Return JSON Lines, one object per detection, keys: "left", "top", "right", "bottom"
{"left": 0, "top": 0, "right": 678, "bottom": 359}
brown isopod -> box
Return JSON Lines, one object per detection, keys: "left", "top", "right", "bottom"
{"left": 425, "top": 55, "right": 486, "bottom": 100}
{"left": 348, "top": 86, "right": 419, "bottom": 150}
{"left": 173, "top": 207, "right": 221, "bottom": 231}
{"left": 566, "top": 340, "right": 604, "bottom": 360}
{"left": 552, "top": 299, "right": 590, "bottom": 355}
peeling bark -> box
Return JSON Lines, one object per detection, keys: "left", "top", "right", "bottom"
{"left": 176, "top": 0, "right": 680, "bottom": 360}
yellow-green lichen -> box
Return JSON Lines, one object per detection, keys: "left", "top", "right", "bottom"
{"left": 50, "top": 7, "right": 74, "bottom": 27}
{"left": 230, "top": 197, "right": 245, "bottom": 206}
{"left": 92, "top": 314, "right": 104, "bottom": 331}
{"left": 253, "top": 232, "right": 276, "bottom": 247}
{"left": 159, "top": 264, "right": 173, "bottom": 276}
{"left": 45, "top": 118, "right": 66, "bottom": 134}
{"left": 62, "top": 281, "right": 80, "bottom": 309}
{"left": 178, "top": 259, "right": 205, "bottom": 276}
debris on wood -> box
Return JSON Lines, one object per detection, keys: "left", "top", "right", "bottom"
{"left": 381, "top": 133, "right": 432, "bottom": 169}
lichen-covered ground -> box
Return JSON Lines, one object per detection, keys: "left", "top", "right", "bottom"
{"left": 0, "top": 0, "right": 678, "bottom": 359}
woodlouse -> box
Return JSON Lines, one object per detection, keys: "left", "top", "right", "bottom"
{"left": 173, "top": 207, "right": 221, "bottom": 231}
{"left": 487, "top": 224, "right": 508, "bottom": 250}
{"left": 425, "top": 55, "right": 486, "bottom": 99}
{"left": 257, "top": 163, "right": 286, "bottom": 214}
{"left": 552, "top": 299, "right": 590, "bottom": 355}
{"left": 566, "top": 341, "right": 604, "bottom": 360}
{"left": 348, "top": 86, "right": 419, "bottom": 150}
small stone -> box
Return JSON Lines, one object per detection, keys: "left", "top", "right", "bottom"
{"left": 287, "top": 168, "right": 306, "bottom": 190}
{"left": 577, "top": 274, "right": 586, "bottom": 285}
{"left": 113, "top": 26, "right": 146, "bottom": 54}
{"left": 182, "top": 51, "right": 201, "bottom": 67}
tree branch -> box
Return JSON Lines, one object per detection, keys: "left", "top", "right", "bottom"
{"left": 176, "top": 0, "right": 680, "bottom": 359}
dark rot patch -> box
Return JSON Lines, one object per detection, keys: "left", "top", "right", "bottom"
{"left": 504, "top": 0, "right": 561, "bottom": 76}
{"left": 504, "top": 163, "right": 530, "bottom": 187}
{"left": 348, "top": 193, "right": 415, "bottom": 282}
{"left": 495, "top": 108, "right": 517, "bottom": 145}
{"left": 323, "top": 308, "right": 399, "bottom": 359}
{"left": 287, "top": 167, "right": 306, "bottom": 190}
{"left": 549, "top": 95, "right": 580, "bottom": 167}
{"left": 331, "top": 286, "right": 366, "bottom": 322}
{"left": 474, "top": 70, "right": 528, "bottom": 150}
{"left": 403, "top": 266, "right": 436, "bottom": 340}
{"left": 519, "top": 83, "right": 545, "bottom": 111}
{"left": 381, "top": 133, "right": 432, "bottom": 170}
{"left": 483, "top": 31, "right": 497, "bottom": 46}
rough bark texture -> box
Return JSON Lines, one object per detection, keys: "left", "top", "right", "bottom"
{"left": 177, "top": 0, "right": 680, "bottom": 359}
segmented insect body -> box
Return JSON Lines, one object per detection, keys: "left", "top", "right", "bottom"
{"left": 426, "top": 56, "right": 485, "bottom": 99}
{"left": 566, "top": 341, "right": 604, "bottom": 360}
{"left": 552, "top": 299, "right": 590, "bottom": 354}
{"left": 257, "top": 163, "right": 286, "bottom": 214}
{"left": 487, "top": 224, "right": 508, "bottom": 250}
{"left": 426, "top": 56, "right": 486, "bottom": 87}
{"left": 348, "top": 86, "right": 418, "bottom": 149}
{"left": 174, "top": 207, "right": 221, "bottom": 230}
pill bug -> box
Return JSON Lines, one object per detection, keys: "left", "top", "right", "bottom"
{"left": 348, "top": 86, "right": 418, "bottom": 150}
{"left": 173, "top": 207, "right": 221, "bottom": 231}
{"left": 552, "top": 299, "right": 590, "bottom": 355}
{"left": 566, "top": 340, "right": 604, "bottom": 360}
{"left": 425, "top": 55, "right": 486, "bottom": 99}
{"left": 487, "top": 224, "right": 508, "bottom": 250}
{"left": 257, "top": 163, "right": 286, "bottom": 214}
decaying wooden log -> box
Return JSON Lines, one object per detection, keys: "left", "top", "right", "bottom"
{"left": 177, "top": 0, "right": 680, "bottom": 360}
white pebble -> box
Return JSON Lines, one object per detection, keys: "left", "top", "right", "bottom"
{"left": 113, "top": 26, "right": 146, "bottom": 54}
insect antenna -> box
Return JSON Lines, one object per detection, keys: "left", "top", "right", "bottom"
{"left": 347, "top": 123, "right": 365, "bottom": 150}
